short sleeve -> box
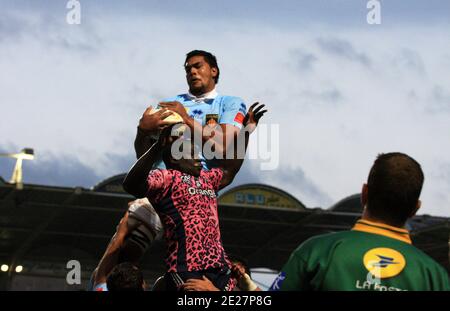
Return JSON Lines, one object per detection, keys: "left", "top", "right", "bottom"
{"left": 219, "top": 96, "right": 247, "bottom": 129}
{"left": 204, "top": 168, "right": 224, "bottom": 192}
{"left": 147, "top": 169, "right": 172, "bottom": 202}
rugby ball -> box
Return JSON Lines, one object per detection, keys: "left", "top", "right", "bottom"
{"left": 148, "top": 107, "right": 184, "bottom": 124}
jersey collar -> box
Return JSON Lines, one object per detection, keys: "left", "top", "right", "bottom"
{"left": 187, "top": 88, "right": 218, "bottom": 103}
{"left": 352, "top": 219, "right": 412, "bottom": 244}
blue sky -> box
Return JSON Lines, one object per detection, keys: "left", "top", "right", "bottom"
{"left": 1, "top": 0, "right": 449, "bottom": 216}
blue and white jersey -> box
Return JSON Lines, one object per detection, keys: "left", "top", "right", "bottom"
{"left": 162, "top": 91, "right": 247, "bottom": 130}
{"left": 154, "top": 90, "right": 247, "bottom": 169}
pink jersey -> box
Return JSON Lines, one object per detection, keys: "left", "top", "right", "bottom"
{"left": 146, "top": 168, "right": 231, "bottom": 273}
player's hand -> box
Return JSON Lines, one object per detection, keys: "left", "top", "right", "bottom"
{"left": 138, "top": 106, "right": 174, "bottom": 133}
{"left": 159, "top": 101, "right": 189, "bottom": 120}
{"left": 243, "top": 102, "right": 267, "bottom": 134}
{"left": 181, "top": 276, "right": 220, "bottom": 291}
{"left": 231, "top": 264, "right": 258, "bottom": 291}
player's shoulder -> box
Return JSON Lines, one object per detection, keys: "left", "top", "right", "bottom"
{"left": 217, "top": 94, "right": 244, "bottom": 104}
{"left": 149, "top": 168, "right": 174, "bottom": 179}
{"left": 293, "top": 231, "right": 354, "bottom": 254}
{"left": 161, "top": 94, "right": 189, "bottom": 103}
{"left": 305, "top": 230, "right": 353, "bottom": 244}
{"left": 401, "top": 242, "right": 448, "bottom": 270}
{"left": 216, "top": 95, "right": 247, "bottom": 116}
{"left": 200, "top": 168, "right": 223, "bottom": 186}
{"left": 396, "top": 242, "right": 449, "bottom": 286}
{"left": 149, "top": 168, "right": 165, "bottom": 174}
{"left": 163, "top": 169, "right": 180, "bottom": 176}
{"left": 201, "top": 167, "right": 223, "bottom": 177}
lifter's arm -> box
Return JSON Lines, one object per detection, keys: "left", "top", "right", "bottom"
{"left": 134, "top": 106, "right": 173, "bottom": 158}
{"left": 94, "top": 212, "right": 137, "bottom": 287}
{"left": 124, "top": 139, "right": 163, "bottom": 198}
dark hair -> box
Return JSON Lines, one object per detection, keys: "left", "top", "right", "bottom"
{"left": 161, "top": 141, "right": 173, "bottom": 167}
{"left": 227, "top": 254, "right": 251, "bottom": 277}
{"left": 160, "top": 124, "right": 199, "bottom": 167}
{"left": 160, "top": 124, "right": 178, "bottom": 166}
{"left": 185, "top": 50, "right": 220, "bottom": 84}
{"left": 106, "top": 262, "right": 144, "bottom": 291}
{"left": 366, "top": 152, "right": 424, "bottom": 226}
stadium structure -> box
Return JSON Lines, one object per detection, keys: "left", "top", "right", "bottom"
{"left": 0, "top": 173, "right": 448, "bottom": 290}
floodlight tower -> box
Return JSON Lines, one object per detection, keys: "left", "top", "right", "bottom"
{"left": 0, "top": 148, "right": 35, "bottom": 189}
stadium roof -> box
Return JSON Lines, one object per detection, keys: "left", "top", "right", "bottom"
{"left": 0, "top": 174, "right": 448, "bottom": 288}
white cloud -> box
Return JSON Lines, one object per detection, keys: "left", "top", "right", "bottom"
{"left": 1, "top": 7, "right": 449, "bottom": 216}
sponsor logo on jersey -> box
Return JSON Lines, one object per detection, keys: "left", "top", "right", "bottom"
{"left": 269, "top": 272, "right": 286, "bottom": 291}
{"left": 363, "top": 248, "right": 406, "bottom": 279}
{"left": 206, "top": 114, "right": 219, "bottom": 126}
{"left": 187, "top": 187, "right": 216, "bottom": 198}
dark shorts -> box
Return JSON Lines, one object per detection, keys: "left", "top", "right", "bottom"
{"left": 165, "top": 267, "right": 236, "bottom": 291}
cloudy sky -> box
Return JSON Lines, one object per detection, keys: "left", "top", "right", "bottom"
{"left": 1, "top": 0, "right": 449, "bottom": 216}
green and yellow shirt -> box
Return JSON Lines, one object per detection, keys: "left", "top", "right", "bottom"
{"left": 270, "top": 219, "right": 449, "bottom": 291}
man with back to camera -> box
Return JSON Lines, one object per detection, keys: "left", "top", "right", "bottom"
{"left": 270, "top": 152, "right": 449, "bottom": 291}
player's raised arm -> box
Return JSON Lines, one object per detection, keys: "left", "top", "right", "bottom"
{"left": 219, "top": 102, "right": 267, "bottom": 190}
{"left": 124, "top": 130, "right": 168, "bottom": 198}
{"left": 134, "top": 106, "right": 174, "bottom": 158}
